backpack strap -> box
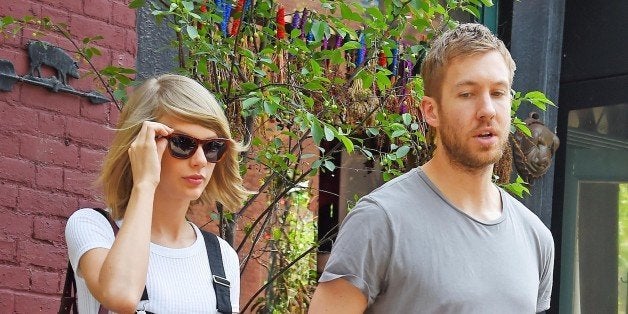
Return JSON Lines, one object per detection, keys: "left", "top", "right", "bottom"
{"left": 201, "top": 230, "right": 232, "bottom": 314}
{"left": 59, "top": 261, "right": 78, "bottom": 314}
{"left": 92, "top": 208, "right": 150, "bottom": 303}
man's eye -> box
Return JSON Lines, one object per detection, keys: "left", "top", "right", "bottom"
{"left": 492, "top": 91, "right": 506, "bottom": 97}
{"left": 459, "top": 92, "right": 472, "bottom": 98}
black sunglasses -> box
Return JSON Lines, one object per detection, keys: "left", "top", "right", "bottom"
{"left": 163, "top": 133, "right": 230, "bottom": 163}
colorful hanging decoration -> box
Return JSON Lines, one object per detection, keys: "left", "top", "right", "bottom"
{"left": 378, "top": 51, "right": 387, "bottom": 67}
{"left": 356, "top": 32, "right": 366, "bottom": 66}
{"left": 276, "top": 6, "right": 286, "bottom": 40}
{"left": 230, "top": 0, "right": 245, "bottom": 37}
{"left": 220, "top": 0, "right": 232, "bottom": 37}
{"left": 299, "top": 8, "right": 309, "bottom": 40}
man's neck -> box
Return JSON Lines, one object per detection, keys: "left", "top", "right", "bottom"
{"left": 421, "top": 156, "right": 502, "bottom": 222}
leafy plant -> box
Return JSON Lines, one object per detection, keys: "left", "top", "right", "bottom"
{"left": 2, "top": 0, "right": 554, "bottom": 310}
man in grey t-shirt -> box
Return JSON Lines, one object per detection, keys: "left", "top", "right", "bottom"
{"left": 309, "top": 23, "right": 554, "bottom": 313}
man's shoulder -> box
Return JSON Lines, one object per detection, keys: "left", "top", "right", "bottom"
{"left": 368, "top": 168, "right": 423, "bottom": 199}
{"left": 502, "top": 191, "right": 553, "bottom": 240}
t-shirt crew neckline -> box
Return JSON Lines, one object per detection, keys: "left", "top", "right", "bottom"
{"left": 415, "top": 167, "right": 508, "bottom": 226}
{"left": 114, "top": 220, "right": 204, "bottom": 258}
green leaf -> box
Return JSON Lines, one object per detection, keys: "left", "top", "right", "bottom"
{"left": 396, "top": 145, "right": 410, "bottom": 158}
{"left": 311, "top": 20, "right": 325, "bottom": 43}
{"left": 391, "top": 129, "right": 406, "bottom": 138}
{"left": 113, "top": 89, "right": 127, "bottom": 100}
{"left": 324, "top": 160, "right": 336, "bottom": 171}
{"left": 339, "top": 135, "right": 354, "bottom": 153}
{"left": 324, "top": 125, "right": 335, "bottom": 141}
{"left": 128, "top": 0, "right": 145, "bottom": 9}
{"left": 310, "top": 120, "right": 324, "bottom": 145}
{"left": 341, "top": 41, "right": 361, "bottom": 50}
{"left": 186, "top": 25, "right": 199, "bottom": 39}
{"left": 304, "top": 81, "right": 324, "bottom": 91}
{"left": 375, "top": 71, "right": 392, "bottom": 91}
{"left": 339, "top": 3, "right": 363, "bottom": 22}
{"left": 480, "top": 0, "right": 494, "bottom": 6}
{"left": 311, "top": 159, "right": 322, "bottom": 169}
{"left": 402, "top": 113, "right": 412, "bottom": 125}
{"left": 513, "top": 117, "right": 532, "bottom": 137}
{"left": 182, "top": 1, "right": 194, "bottom": 12}
{"left": 263, "top": 100, "right": 279, "bottom": 115}
{"left": 242, "top": 97, "right": 260, "bottom": 109}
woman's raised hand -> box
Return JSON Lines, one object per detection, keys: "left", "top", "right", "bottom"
{"left": 128, "top": 121, "right": 173, "bottom": 189}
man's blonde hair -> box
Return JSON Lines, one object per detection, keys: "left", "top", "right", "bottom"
{"left": 420, "top": 23, "right": 516, "bottom": 101}
{"left": 99, "top": 74, "right": 250, "bottom": 219}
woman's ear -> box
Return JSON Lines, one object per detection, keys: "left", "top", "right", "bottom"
{"left": 420, "top": 96, "right": 439, "bottom": 128}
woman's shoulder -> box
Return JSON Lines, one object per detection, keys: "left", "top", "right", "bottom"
{"left": 66, "top": 208, "right": 113, "bottom": 233}
{"left": 191, "top": 224, "right": 239, "bottom": 262}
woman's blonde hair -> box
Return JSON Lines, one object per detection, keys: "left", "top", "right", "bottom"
{"left": 99, "top": 74, "right": 250, "bottom": 220}
{"left": 420, "top": 23, "right": 516, "bottom": 101}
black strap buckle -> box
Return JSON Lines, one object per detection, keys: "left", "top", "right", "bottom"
{"left": 212, "top": 275, "right": 231, "bottom": 288}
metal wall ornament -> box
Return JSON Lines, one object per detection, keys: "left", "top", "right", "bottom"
{"left": 0, "top": 40, "right": 110, "bottom": 104}
{"left": 511, "top": 111, "right": 560, "bottom": 182}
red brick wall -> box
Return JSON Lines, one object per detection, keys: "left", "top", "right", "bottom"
{"left": 0, "top": 0, "right": 135, "bottom": 311}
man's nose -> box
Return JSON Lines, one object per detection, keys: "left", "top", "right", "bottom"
{"left": 476, "top": 93, "right": 497, "bottom": 120}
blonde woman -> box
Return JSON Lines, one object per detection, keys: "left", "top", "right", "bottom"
{"left": 65, "top": 74, "right": 249, "bottom": 313}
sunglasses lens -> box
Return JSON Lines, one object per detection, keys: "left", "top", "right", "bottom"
{"left": 203, "top": 140, "right": 228, "bottom": 162}
{"left": 168, "top": 135, "right": 197, "bottom": 158}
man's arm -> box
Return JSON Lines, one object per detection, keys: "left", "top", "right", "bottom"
{"left": 309, "top": 278, "right": 367, "bottom": 314}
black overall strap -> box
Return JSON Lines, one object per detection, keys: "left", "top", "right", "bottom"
{"left": 92, "top": 208, "right": 150, "bottom": 303}
{"left": 59, "top": 261, "right": 78, "bottom": 314}
{"left": 201, "top": 230, "right": 232, "bottom": 314}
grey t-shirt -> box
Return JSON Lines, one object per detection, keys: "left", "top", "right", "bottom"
{"left": 319, "top": 167, "right": 554, "bottom": 313}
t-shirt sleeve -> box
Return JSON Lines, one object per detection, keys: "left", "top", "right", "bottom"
{"left": 536, "top": 228, "right": 555, "bottom": 312}
{"left": 318, "top": 197, "right": 392, "bottom": 305}
{"left": 216, "top": 237, "right": 241, "bottom": 313}
{"left": 65, "top": 208, "right": 116, "bottom": 277}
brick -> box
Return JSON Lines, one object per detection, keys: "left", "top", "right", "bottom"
{"left": 79, "top": 147, "right": 105, "bottom": 172}
{"left": 78, "top": 198, "right": 103, "bottom": 209}
{"left": 113, "top": 1, "right": 137, "bottom": 28}
{"left": 109, "top": 103, "right": 121, "bottom": 125}
{"left": 0, "top": 264, "right": 29, "bottom": 290}
{"left": 0, "top": 133, "right": 18, "bottom": 156}
{"left": 19, "top": 84, "right": 81, "bottom": 117}
{"left": 38, "top": 110, "right": 67, "bottom": 138}
{"left": 18, "top": 187, "right": 78, "bottom": 218}
{"left": 0, "top": 0, "right": 41, "bottom": 19}
{"left": 14, "top": 293, "right": 58, "bottom": 313}
{"left": 78, "top": 46, "right": 114, "bottom": 76}
{"left": 0, "top": 157, "right": 36, "bottom": 185}
{"left": 0, "top": 181, "right": 19, "bottom": 208}
{"left": 30, "top": 269, "right": 62, "bottom": 294}
{"left": 112, "top": 50, "right": 135, "bottom": 68}
{"left": 67, "top": 116, "right": 114, "bottom": 148}
{"left": 40, "top": 4, "right": 72, "bottom": 27}
{"left": 63, "top": 168, "right": 99, "bottom": 197}
{"left": 0, "top": 48, "right": 29, "bottom": 77}
{"left": 35, "top": 165, "right": 64, "bottom": 189}
{"left": 20, "top": 240, "right": 67, "bottom": 269}
{"left": 0, "top": 238, "right": 17, "bottom": 263}
{"left": 124, "top": 28, "right": 138, "bottom": 55}
{"left": 33, "top": 215, "right": 66, "bottom": 243}
{"left": 20, "top": 134, "right": 80, "bottom": 167}
{"left": 84, "top": 0, "right": 113, "bottom": 23}
{"left": 80, "top": 99, "right": 110, "bottom": 123}
{"left": 69, "top": 14, "right": 125, "bottom": 51}
{"left": 38, "top": 0, "right": 83, "bottom": 14}
{"left": 0, "top": 101, "right": 39, "bottom": 134}
{"left": 0, "top": 209, "right": 32, "bottom": 238}
{"left": 0, "top": 290, "right": 14, "bottom": 313}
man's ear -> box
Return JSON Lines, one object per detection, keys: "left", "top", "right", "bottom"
{"left": 420, "top": 96, "right": 439, "bottom": 127}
